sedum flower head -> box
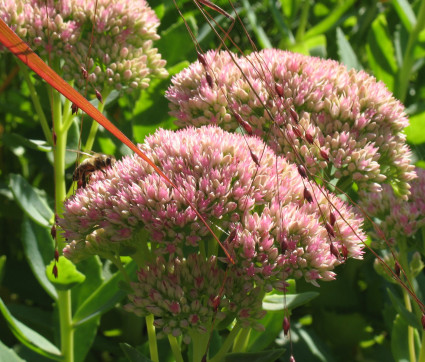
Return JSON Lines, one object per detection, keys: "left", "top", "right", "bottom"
{"left": 59, "top": 126, "right": 365, "bottom": 331}
{"left": 166, "top": 49, "right": 415, "bottom": 198}
{"left": 0, "top": 0, "right": 168, "bottom": 94}
{"left": 60, "top": 126, "right": 364, "bottom": 278}
{"left": 360, "top": 167, "right": 425, "bottom": 242}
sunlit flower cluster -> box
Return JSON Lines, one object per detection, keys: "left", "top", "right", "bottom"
{"left": 360, "top": 167, "right": 425, "bottom": 242}
{"left": 166, "top": 49, "right": 415, "bottom": 198}
{"left": 0, "top": 0, "right": 167, "bottom": 93}
{"left": 60, "top": 126, "right": 364, "bottom": 336}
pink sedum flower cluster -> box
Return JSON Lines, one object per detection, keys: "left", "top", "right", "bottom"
{"left": 0, "top": 0, "right": 167, "bottom": 93}
{"left": 166, "top": 49, "right": 415, "bottom": 198}
{"left": 360, "top": 167, "right": 425, "bottom": 242}
{"left": 59, "top": 126, "right": 365, "bottom": 336}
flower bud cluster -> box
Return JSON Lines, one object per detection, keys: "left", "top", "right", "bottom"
{"left": 360, "top": 167, "right": 425, "bottom": 242}
{"left": 59, "top": 126, "right": 365, "bottom": 334}
{"left": 166, "top": 49, "right": 415, "bottom": 198}
{"left": 0, "top": 0, "right": 167, "bottom": 93}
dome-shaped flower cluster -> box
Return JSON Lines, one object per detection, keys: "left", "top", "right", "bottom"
{"left": 0, "top": 0, "right": 168, "bottom": 93}
{"left": 360, "top": 167, "right": 425, "bottom": 242}
{"left": 166, "top": 49, "right": 415, "bottom": 199}
{"left": 59, "top": 126, "right": 365, "bottom": 335}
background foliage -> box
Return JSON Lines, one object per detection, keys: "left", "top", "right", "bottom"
{"left": 0, "top": 0, "right": 424, "bottom": 361}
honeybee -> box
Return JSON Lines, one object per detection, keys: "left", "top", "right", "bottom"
{"left": 70, "top": 151, "right": 116, "bottom": 188}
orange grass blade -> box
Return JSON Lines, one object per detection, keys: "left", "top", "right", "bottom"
{"left": 0, "top": 19, "right": 234, "bottom": 263}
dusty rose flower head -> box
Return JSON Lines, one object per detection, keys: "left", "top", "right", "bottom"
{"left": 59, "top": 126, "right": 364, "bottom": 281}
{"left": 60, "top": 125, "right": 365, "bottom": 333}
{"left": 0, "top": 0, "right": 167, "bottom": 94}
{"left": 166, "top": 49, "right": 415, "bottom": 199}
{"left": 124, "top": 254, "right": 265, "bottom": 342}
{"left": 360, "top": 167, "right": 425, "bottom": 242}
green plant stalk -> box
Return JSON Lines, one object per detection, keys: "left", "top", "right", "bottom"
{"left": 168, "top": 335, "right": 184, "bottom": 362}
{"left": 232, "top": 327, "right": 251, "bottom": 352}
{"left": 295, "top": 0, "right": 310, "bottom": 43}
{"left": 49, "top": 64, "right": 74, "bottom": 362}
{"left": 209, "top": 322, "right": 242, "bottom": 362}
{"left": 396, "top": 0, "right": 425, "bottom": 102}
{"left": 83, "top": 93, "right": 108, "bottom": 153}
{"left": 418, "top": 331, "right": 425, "bottom": 362}
{"left": 398, "top": 239, "right": 416, "bottom": 362}
{"left": 19, "top": 63, "right": 53, "bottom": 145}
{"left": 190, "top": 328, "right": 211, "bottom": 362}
{"left": 146, "top": 314, "right": 159, "bottom": 362}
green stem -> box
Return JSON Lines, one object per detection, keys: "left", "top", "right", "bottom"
{"left": 232, "top": 327, "right": 251, "bottom": 353}
{"left": 418, "top": 331, "right": 425, "bottom": 362}
{"left": 83, "top": 95, "right": 107, "bottom": 153}
{"left": 110, "top": 254, "right": 131, "bottom": 283}
{"left": 190, "top": 329, "right": 210, "bottom": 362}
{"left": 398, "top": 239, "right": 416, "bottom": 362}
{"left": 168, "top": 335, "right": 184, "bottom": 362}
{"left": 295, "top": 0, "right": 311, "bottom": 43}
{"left": 396, "top": 0, "right": 425, "bottom": 102}
{"left": 19, "top": 63, "right": 53, "bottom": 145}
{"left": 49, "top": 63, "right": 73, "bottom": 361}
{"left": 209, "top": 323, "right": 242, "bottom": 362}
{"left": 58, "top": 291, "right": 74, "bottom": 362}
{"left": 146, "top": 314, "right": 159, "bottom": 362}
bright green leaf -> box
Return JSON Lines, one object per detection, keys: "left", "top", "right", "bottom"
{"left": 336, "top": 27, "right": 363, "bottom": 70}
{"left": 405, "top": 111, "right": 425, "bottom": 144}
{"left": 0, "top": 339, "right": 25, "bottom": 362}
{"left": 247, "top": 311, "right": 283, "bottom": 352}
{"left": 9, "top": 174, "right": 54, "bottom": 227}
{"left": 366, "top": 14, "right": 397, "bottom": 90}
{"left": 263, "top": 292, "right": 319, "bottom": 311}
{"left": 392, "top": 0, "right": 416, "bottom": 32}
{"left": 2, "top": 133, "right": 52, "bottom": 152}
{"left": 46, "top": 257, "right": 86, "bottom": 291}
{"left": 305, "top": 0, "right": 356, "bottom": 40}
{"left": 0, "top": 299, "right": 62, "bottom": 361}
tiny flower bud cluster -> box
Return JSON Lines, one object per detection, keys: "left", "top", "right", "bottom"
{"left": 0, "top": 0, "right": 168, "bottom": 93}
{"left": 360, "top": 167, "right": 425, "bottom": 242}
{"left": 59, "top": 126, "right": 364, "bottom": 333}
{"left": 166, "top": 49, "right": 415, "bottom": 198}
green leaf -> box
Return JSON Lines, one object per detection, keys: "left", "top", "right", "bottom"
{"left": 263, "top": 292, "right": 319, "bottom": 311}
{"left": 305, "top": 0, "right": 356, "bottom": 40}
{"left": 73, "top": 261, "right": 137, "bottom": 326}
{"left": 387, "top": 288, "right": 422, "bottom": 330}
{"left": 0, "top": 339, "right": 25, "bottom": 362}
{"left": 22, "top": 217, "right": 57, "bottom": 300}
{"left": 391, "top": 314, "right": 410, "bottom": 361}
{"left": 120, "top": 343, "right": 153, "bottom": 362}
{"left": 0, "top": 255, "right": 6, "bottom": 284}
{"left": 366, "top": 14, "right": 397, "bottom": 90}
{"left": 72, "top": 256, "right": 103, "bottom": 312}
{"left": 2, "top": 133, "right": 52, "bottom": 152}
{"left": 9, "top": 174, "right": 54, "bottom": 227}
{"left": 247, "top": 311, "right": 283, "bottom": 352}
{"left": 46, "top": 257, "right": 86, "bottom": 291}
{"left": 0, "top": 298, "right": 62, "bottom": 361}
{"left": 336, "top": 27, "right": 363, "bottom": 70}
{"left": 242, "top": 0, "right": 272, "bottom": 49}
{"left": 405, "top": 110, "right": 425, "bottom": 144}
{"left": 224, "top": 349, "right": 285, "bottom": 362}
{"left": 74, "top": 318, "right": 100, "bottom": 362}
{"left": 392, "top": 0, "right": 416, "bottom": 32}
